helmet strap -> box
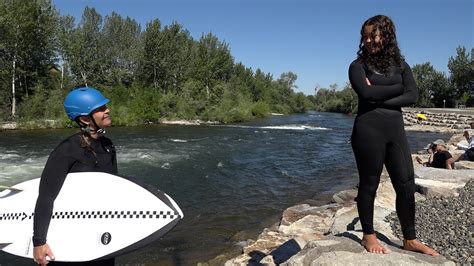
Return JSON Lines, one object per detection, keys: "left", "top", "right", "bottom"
{"left": 75, "top": 119, "right": 89, "bottom": 132}
{"left": 75, "top": 117, "right": 106, "bottom": 135}
{"left": 90, "top": 115, "right": 106, "bottom": 135}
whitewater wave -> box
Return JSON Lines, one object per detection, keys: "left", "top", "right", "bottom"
{"left": 0, "top": 153, "right": 21, "bottom": 160}
{"left": 168, "top": 137, "right": 209, "bottom": 143}
{"left": 0, "top": 161, "right": 45, "bottom": 182}
{"left": 118, "top": 148, "right": 190, "bottom": 167}
{"left": 216, "top": 124, "right": 329, "bottom": 131}
{"left": 169, "top": 138, "right": 188, "bottom": 143}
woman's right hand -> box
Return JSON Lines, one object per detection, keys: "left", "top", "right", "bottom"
{"left": 33, "top": 243, "right": 55, "bottom": 265}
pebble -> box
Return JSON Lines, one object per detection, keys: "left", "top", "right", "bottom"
{"left": 387, "top": 180, "right": 473, "bottom": 264}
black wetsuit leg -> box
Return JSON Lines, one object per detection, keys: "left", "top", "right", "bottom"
{"left": 383, "top": 114, "right": 416, "bottom": 240}
{"left": 351, "top": 110, "right": 416, "bottom": 240}
{"left": 351, "top": 111, "right": 385, "bottom": 236}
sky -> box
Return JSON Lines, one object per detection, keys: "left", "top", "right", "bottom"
{"left": 52, "top": 0, "right": 473, "bottom": 95}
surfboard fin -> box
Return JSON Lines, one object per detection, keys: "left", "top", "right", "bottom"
{"left": 0, "top": 185, "right": 23, "bottom": 192}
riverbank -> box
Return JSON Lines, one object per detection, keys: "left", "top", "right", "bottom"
{"left": 403, "top": 108, "right": 474, "bottom": 133}
{"left": 215, "top": 131, "right": 473, "bottom": 265}
{"left": 0, "top": 118, "right": 222, "bottom": 130}
{"left": 2, "top": 108, "right": 473, "bottom": 131}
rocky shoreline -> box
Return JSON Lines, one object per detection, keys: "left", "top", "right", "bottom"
{"left": 388, "top": 180, "right": 473, "bottom": 264}
{"left": 211, "top": 131, "right": 474, "bottom": 265}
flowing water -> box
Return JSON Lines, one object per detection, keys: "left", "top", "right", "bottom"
{"left": 0, "top": 112, "right": 451, "bottom": 265}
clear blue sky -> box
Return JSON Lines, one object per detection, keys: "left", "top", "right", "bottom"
{"left": 52, "top": 0, "right": 473, "bottom": 95}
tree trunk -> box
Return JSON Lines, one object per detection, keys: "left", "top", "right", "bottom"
{"left": 11, "top": 54, "right": 16, "bottom": 118}
{"left": 24, "top": 75, "right": 28, "bottom": 97}
{"left": 153, "top": 61, "right": 157, "bottom": 89}
{"left": 61, "top": 64, "right": 64, "bottom": 90}
{"left": 81, "top": 71, "right": 88, "bottom": 87}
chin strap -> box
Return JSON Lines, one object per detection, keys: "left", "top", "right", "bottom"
{"left": 76, "top": 116, "right": 106, "bottom": 135}
{"left": 91, "top": 116, "right": 106, "bottom": 134}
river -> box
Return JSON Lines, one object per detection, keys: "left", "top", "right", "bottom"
{"left": 0, "top": 111, "right": 451, "bottom": 265}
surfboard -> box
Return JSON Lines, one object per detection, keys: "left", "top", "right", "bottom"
{"left": 0, "top": 172, "right": 183, "bottom": 262}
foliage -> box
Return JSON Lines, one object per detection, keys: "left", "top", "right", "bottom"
{"left": 412, "top": 62, "right": 456, "bottom": 107}
{"left": 0, "top": 2, "right": 314, "bottom": 127}
{"left": 311, "top": 46, "right": 473, "bottom": 113}
{"left": 448, "top": 46, "right": 474, "bottom": 106}
{"left": 311, "top": 84, "right": 358, "bottom": 114}
{"left": 0, "top": 2, "right": 471, "bottom": 128}
{"left": 0, "top": 0, "right": 58, "bottom": 117}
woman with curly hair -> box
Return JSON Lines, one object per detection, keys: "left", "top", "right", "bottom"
{"left": 349, "top": 15, "right": 439, "bottom": 256}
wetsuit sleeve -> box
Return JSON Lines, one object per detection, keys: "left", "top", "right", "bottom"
{"left": 33, "top": 145, "right": 75, "bottom": 247}
{"left": 348, "top": 61, "right": 404, "bottom": 102}
{"left": 380, "top": 62, "right": 419, "bottom": 108}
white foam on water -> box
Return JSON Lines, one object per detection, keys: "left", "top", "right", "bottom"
{"left": 161, "top": 162, "right": 171, "bottom": 169}
{"left": 169, "top": 138, "right": 188, "bottom": 143}
{"left": 118, "top": 148, "right": 189, "bottom": 166}
{"left": 0, "top": 150, "right": 48, "bottom": 183}
{"left": 217, "top": 124, "right": 330, "bottom": 131}
{"left": 0, "top": 153, "right": 21, "bottom": 159}
{"left": 0, "top": 161, "right": 44, "bottom": 182}
{"left": 261, "top": 125, "right": 329, "bottom": 130}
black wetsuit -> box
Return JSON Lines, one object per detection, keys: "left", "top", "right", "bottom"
{"left": 349, "top": 59, "right": 418, "bottom": 240}
{"left": 33, "top": 133, "right": 117, "bottom": 265}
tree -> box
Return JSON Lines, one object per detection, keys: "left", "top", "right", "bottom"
{"left": 102, "top": 12, "right": 141, "bottom": 86}
{"left": 192, "top": 33, "right": 233, "bottom": 101}
{"left": 278, "top": 71, "right": 298, "bottom": 90}
{"left": 412, "top": 63, "right": 436, "bottom": 107}
{"left": 58, "top": 7, "right": 104, "bottom": 86}
{"left": 430, "top": 71, "right": 454, "bottom": 107}
{"left": 412, "top": 62, "right": 454, "bottom": 107}
{"left": 139, "top": 19, "right": 162, "bottom": 89}
{"left": 448, "top": 46, "right": 474, "bottom": 106}
{"left": 0, "top": 0, "right": 58, "bottom": 117}
{"left": 229, "top": 62, "right": 254, "bottom": 99}
{"left": 252, "top": 68, "right": 271, "bottom": 102}
{"left": 311, "top": 83, "right": 357, "bottom": 113}
{"left": 158, "top": 22, "right": 193, "bottom": 93}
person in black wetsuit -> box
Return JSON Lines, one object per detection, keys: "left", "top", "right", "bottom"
{"left": 349, "top": 15, "right": 439, "bottom": 256}
{"left": 33, "top": 87, "right": 116, "bottom": 266}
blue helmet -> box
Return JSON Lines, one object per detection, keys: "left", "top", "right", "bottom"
{"left": 64, "top": 87, "right": 110, "bottom": 121}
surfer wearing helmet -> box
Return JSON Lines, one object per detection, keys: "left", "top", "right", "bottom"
{"left": 33, "top": 87, "right": 117, "bottom": 265}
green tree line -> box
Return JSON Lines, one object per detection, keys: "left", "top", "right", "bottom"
{"left": 311, "top": 46, "right": 473, "bottom": 114}
{"left": 0, "top": 0, "right": 312, "bottom": 127}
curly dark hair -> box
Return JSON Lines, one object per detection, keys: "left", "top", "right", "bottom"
{"left": 356, "top": 15, "right": 404, "bottom": 74}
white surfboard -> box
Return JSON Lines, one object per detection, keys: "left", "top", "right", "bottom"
{"left": 0, "top": 172, "right": 183, "bottom": 262}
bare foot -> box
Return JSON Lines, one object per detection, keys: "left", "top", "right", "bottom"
{"left": 403, "top": 239, "right": 439, "bottom": 256}
{"left": 361, "top": 234, "right": 390, "bottom": 254}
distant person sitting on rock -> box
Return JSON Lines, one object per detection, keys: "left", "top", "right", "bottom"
{"left": 416, "top": 139, "right": 454, "bottom": 169}
{"left": 448, "top": 131, "right": 474, "bottom": 164}
{"left": 430, "top": 140, "right": 454, "bottom": 169}
{"left": 415, "top": 143, "right": 436, "bottom": 166}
